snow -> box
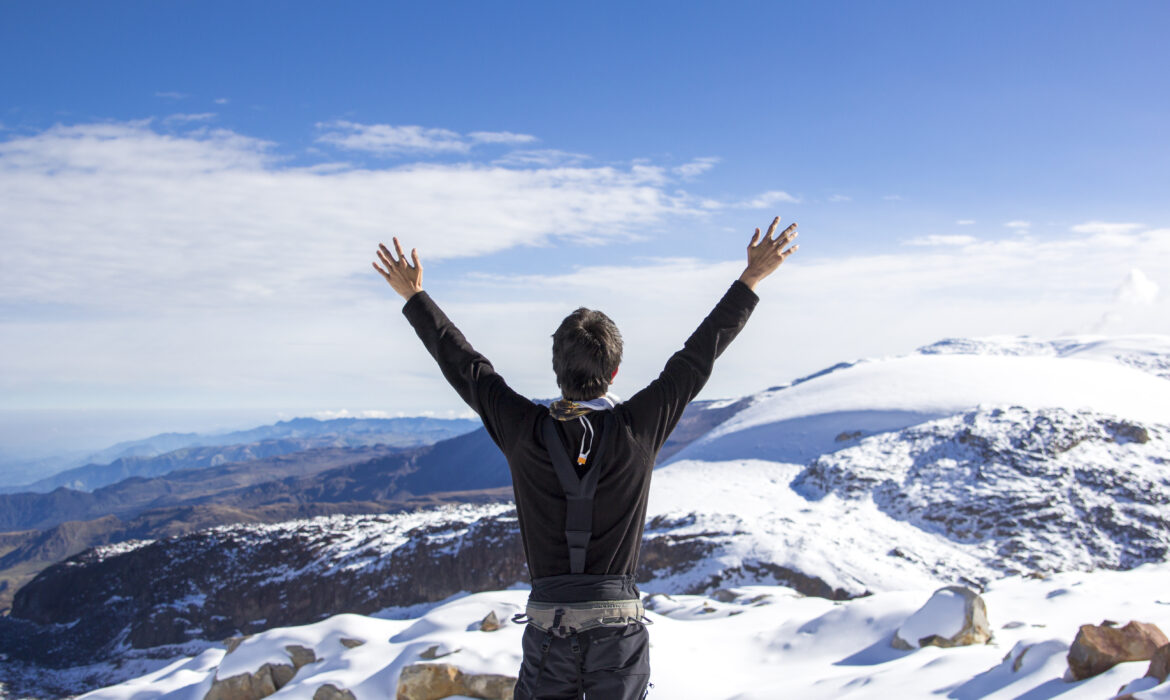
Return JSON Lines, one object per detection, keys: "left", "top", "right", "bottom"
{"left": 673, "top": 346, "right": 1170, "bottom": 465}
{"left": 35, "top": 334, "right": 1170, "bottom": 698}
{"left": 77, "top": 563, "right": 1170, "bottom": 699}
{"left": 895, "top": 587, "right": 969, "bottom": 649}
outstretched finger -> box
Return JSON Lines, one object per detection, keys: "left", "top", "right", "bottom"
{"left": 765, "top": 216, "right": 780, "bottom": 240}
{"left": 376, "top": 247, "right": 394, "bottom": 268}
{"left": 392, "top": 237, "right": 407, "bottom": 264}
{"left": 780, "top": 244, "right": 800, "bottom": 261}
{"left": 411, "top": 248, "right": 421, "bottom": 269}
{"left": 776, "top": 224, "right": 798, "bottom": 246}
{"left": 749, "top": 227, "right": 761, "bottom": 247}
{"left": 371, "top": 261, "right": 391, "bottom": 280}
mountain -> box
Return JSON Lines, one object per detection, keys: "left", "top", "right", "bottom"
{"left": 0, "top": 416, "right": 480, "bottom": 494}
{"left": 2, "top": 334, "right": 1168, "bottom": 694}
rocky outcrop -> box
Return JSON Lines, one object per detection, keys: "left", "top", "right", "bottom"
{"left": 204, "top": 644, "right": 317, "bottom": 700}
{"left": 395, "top": 662, "right": 516, "bottom": 700}
{"left": 892, "top": 586, "right": 991, "bottom": 650}
{"left": 794, "top": 406, "right": 1170, "bottom": 576}
{"left": 1, "top": 505, "right": 526, "bottom": 667}
{"left": 1066, "top": 620, "right": 1168, "bottom": 681}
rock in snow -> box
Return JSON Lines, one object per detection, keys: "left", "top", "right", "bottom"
{"left": 892, "top": 585, "right": 991, "bottom": 650}
{"left": 1066, "top": 620, "right": 1168, "bottom": 681}
{"left": 395, "top": 662, "right": 516, "bottom": 700}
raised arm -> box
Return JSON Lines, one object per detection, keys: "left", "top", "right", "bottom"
{"left": 623, "top": 217, "right": 799, "bottom": 453}
{"left": 373, "top": 238, "right": 531, "bottom": 450}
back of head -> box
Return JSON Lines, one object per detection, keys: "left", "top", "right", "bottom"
{"left": 552, "top": 308, "right": 623, "bottom": 401}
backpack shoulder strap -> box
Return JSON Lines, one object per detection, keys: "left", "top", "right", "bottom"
{"left": 541, "top": 412, "right": 612, "bottom": 574}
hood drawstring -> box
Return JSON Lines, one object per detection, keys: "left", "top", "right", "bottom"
{"left": 576, "top": 415, "right": 595, "bottom": 466}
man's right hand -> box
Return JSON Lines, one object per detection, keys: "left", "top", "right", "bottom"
{"left": 738, "top": 216, "right": 798, "bottom": 291}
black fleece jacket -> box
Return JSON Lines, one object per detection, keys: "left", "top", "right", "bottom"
{"left": 402, "top": 280, "right": 759, "bottom": 580}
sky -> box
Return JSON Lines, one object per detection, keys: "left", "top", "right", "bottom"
{"left": 1, "top": 1, "right": 1169, "bottom": 459}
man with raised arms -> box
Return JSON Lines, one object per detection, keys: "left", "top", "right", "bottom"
{"left": 373, "top": 217, "right": 799, "bottom": 699}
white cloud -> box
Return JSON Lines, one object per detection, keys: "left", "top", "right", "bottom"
{"left": 882, "top": 195, "right": 902, "bottom": 201}
{"left": 1116, "top": 268, "right": 1159, "bottom": 305}
{"left": 315, "top": 123, "right": 538, "bottom": 157}
{"left": 154, "top": 91, "right": 189, "bottom": 100}
{"left": 316, "top": 121, "right": 469, "bottom": 155}
{"left": 0, "top": 121, "right": 698, "bottom": 320}
{"left": 903, "top": 235, "right": 978, "bottom": 247}
{"left": 956, "top": 219, "right": 976, "bottom": 226}
{"left": 5, "top": 120, "right": 1168, "bottom": 421}
{"left": 493, "top": 149, "right": 590, "bottom": 167}
{"left": 214, "top": 98, "right": 230, "bottom": 105}
{"left": 163, "top": 113, "right": 217, "bottom": 123}
{"left": 673, "top": 157, "right": 720, "bottom": 178}
{"left": 736, "top": 190, "right": 800, "bottom": 208}
{"left": 1005, "top": 220, "right": 1031, "bottom": 230}
{"left": 827, "top": 194, "right": 851, "bottom": 203}
{"left": 468, "top": 130, "right": 538, "bottom": 145}
{"left": 1071, "top": 220, "right": 1145, "bottom": 236}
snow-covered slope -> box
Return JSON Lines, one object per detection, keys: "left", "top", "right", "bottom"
{"left": 6, "top": 334, "right": 1170, "bottom": 698}
{"left": 75, "top": 563, "right": 1170, "bottom": 700}
{"left": 672, "top": 335, "right": 1170, "bottom": 465}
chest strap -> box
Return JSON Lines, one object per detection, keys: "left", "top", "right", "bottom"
{"left": 542, "top": 412, "right": 612, "bottom": 574}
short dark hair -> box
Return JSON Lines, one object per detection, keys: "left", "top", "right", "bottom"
{"left": 552, "top": 308, "right": 623, "bottom": 401}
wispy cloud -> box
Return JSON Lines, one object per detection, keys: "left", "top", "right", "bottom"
{"left": 1005, "top": 220, "right": 1031, "bottom": 230}
{"left": 468, "top": 131, "right": 538, "bottom": 145}
{"left": 903, "top": 234, "right": 978, "bottom": 247}
{"left": 736, "top": 190, "right": 800, "bottom": 208}
{"left": 154, "top": 91, "right": 189, "bottom": 100}
{"left": 956, "top": 219, "right": 976, "bottom": 226}
{"left": 315, "top": 121, "right": 470, "bottom": 155}
{"left": 214, "top": 97, "right": 230, "bottom": 105}
{"left": 315, "top": 121, "right": 539, "bottom": 156}
{"left": 1116, "top": 268, "right": 1159, "bottom": 305}
{"left": 163, "top": 112, "right": 217, "bottom": 123}
{"left": 827, "top": 194, "right": 851, "bottom": 203}
{"left": 1071, "top": 220, "right": 1145, "bottom": 236}
{"left": 0, "top": 120, "right": 698, "bottom": 318}
{"left": 492, "top": 149, "right": 590, "bottom": 167}
{"left": 673, "top": 157, "right": 720, "bottom": 178}
{"left": 882, "top": 194, "right": 902, "bottom": 201}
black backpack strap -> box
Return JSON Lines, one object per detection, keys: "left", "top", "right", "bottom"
{"left": 542, "top": 412, "right": 612, "bottom": 574}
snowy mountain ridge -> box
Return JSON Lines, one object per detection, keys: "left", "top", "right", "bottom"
{"left": 3, "top": 333, "right": 1170, "bottom": 698}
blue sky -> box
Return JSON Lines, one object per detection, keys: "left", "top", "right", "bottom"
{"left": 2, "top": 1, "right": 1169, "bottom": 458}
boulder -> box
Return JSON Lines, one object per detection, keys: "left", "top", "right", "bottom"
{"left": 419, "top": 643, "right": 459, "bottom": 660}
{"left": 892, "top": 586, "right": 991, "bottom": 650}
{"left": 1146, "top": 643, "right": 1170, "bottom": 683}
{"left": 203, "top": 642, "right": 318, "bottom": 700}
{"left": 1066, "top": 620, "right": 1168, "bottom": 681}
{"left": 313, "top": 684, "right": 357, "bottom": 700}
{"left": 479, "top": 610, "right": 501, "bottom": 632}
{"left": 396, "top": 662, "right": 516, "bottom": 700}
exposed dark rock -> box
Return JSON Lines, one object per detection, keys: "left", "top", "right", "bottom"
{"left": 1066, "top": 620, "right": 1168, "bottom": 681}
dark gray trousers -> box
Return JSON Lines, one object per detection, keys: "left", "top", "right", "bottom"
{"left": 514, "top": 622, "right": 651, "bottom": 699}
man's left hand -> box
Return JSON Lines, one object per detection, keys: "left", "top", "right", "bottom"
{"left": 373, "top": 238, "right": 424, "bottom": 300}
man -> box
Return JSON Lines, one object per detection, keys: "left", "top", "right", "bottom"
{"left": 373, "top": 217, "right": 798, "bottom": 699}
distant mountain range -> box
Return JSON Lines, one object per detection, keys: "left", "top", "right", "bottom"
{"left": 0, "top": 415, "right": 481, "bottom": 494}
{"left": 0, "top": 399, "right": 742, "bottom": 616}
